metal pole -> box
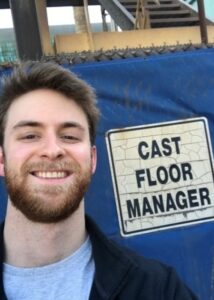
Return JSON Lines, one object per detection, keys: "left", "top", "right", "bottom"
{"left": 9, "top": 0, "right": 43, "bottom": 60}
{"left": 197, "top": 0, "right": 208, "bottom": 44}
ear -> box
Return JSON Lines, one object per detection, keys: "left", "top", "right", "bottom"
{"left": 0, "top": 147, "right": 5, "bottom": 177}
{"left": 91, "top": 145, "right": 97, "bottom": 174}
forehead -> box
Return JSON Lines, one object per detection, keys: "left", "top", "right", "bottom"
{"left": 5, "top": 89, "right": 88, "bottom": 129}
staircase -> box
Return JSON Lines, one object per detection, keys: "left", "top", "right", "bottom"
{"left": 122, "top": 0, "right": 200, "bottom": 28}
{"left": 98, "top": 0, "right": 211, "bottom": 30}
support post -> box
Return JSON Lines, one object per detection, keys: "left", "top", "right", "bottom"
{"left": 9, "top": 0, "right": 52, "bottom": 60}
{"left": 197, "top": 0, "right": 208, "bottom": 44}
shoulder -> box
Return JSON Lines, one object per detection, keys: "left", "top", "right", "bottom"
{"left": 86, "top": 216, "right": 198, "bottom": 299}
{"left": 111, "top": 240, "right": 198, "bottom": 299}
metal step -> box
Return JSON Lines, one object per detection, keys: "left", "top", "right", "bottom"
{"left": 134, "top": 10, "right": 192, "bottom": 19}
{"left": 120, "top": 0, "right": 176, "bottom": 3}
{"left": 147, "top": 0, "right": 175, "bottom": 3}
{"left": 125, "top": 3, "right": 181, "bottom": 12}
{"left": 119, "top": 0, "right": 138, "bottom": 4}
{"left": 146, "top": 3, "right": 182, "bottom": 11}
{"left": 150, "top": 16, "right": 199, "bottom": 27}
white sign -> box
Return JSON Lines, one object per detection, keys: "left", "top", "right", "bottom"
{"left": 106, "top": 118, "right": 214, "bottom": 236}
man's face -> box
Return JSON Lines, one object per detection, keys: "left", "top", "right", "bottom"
{"left": 0, "top": 89, "right": 96, "bottom": 223}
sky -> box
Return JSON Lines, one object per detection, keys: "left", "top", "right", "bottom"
{"left": 0, "top": 5, "right": 103, "bottom": 29}
{"left": 180, "top": 0, "right": 214, "bottom": 21}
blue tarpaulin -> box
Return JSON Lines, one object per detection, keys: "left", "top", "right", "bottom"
{"left": 1, "top": 48, "right": 214, "bottom": 299}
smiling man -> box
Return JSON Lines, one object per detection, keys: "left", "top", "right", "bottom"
{"left": 3, "top": 88, "right": 96, "bottom": 224}
{"left": 0, "top": 61, "right": 198, "bottom": 300}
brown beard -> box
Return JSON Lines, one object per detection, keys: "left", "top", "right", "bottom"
{"left": 4, "top": 159, "right": 92, "bottom": 223}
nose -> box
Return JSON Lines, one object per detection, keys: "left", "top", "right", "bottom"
{"left": 39, "top": 135, "right": 65, "bottom": 160}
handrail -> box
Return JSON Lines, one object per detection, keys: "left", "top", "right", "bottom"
{"left": 83, "top": 0, "right": 95, "bottom": 51}
{"left": 135, "top": 0, "right": 160, "bottom": 29}
{"left": 98, "top": 0, "right": 135, "bottom": 30}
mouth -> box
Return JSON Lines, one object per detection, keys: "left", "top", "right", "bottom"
{"left": 31, "top": 171, "right": 70, "bottom": 179}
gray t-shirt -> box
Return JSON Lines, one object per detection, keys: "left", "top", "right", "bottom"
{"left": 3, "top": 236, "right": 95, "bottom": 300}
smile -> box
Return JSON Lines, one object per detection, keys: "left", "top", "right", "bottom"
{"left": 32, "top": 171, "right": 69, "bottom": 179}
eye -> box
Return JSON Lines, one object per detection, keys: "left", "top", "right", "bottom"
{"left": 24, "top": 134, "right": 37, "bottom": 139}
{"left": 18, "top": 133, "right": 40, "bottom": 141}
{"left": 61, "top": 134, "right": 80, "bottom": 143}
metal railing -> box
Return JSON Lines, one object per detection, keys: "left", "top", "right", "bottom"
{"left": 135, "top": 0, "right": 160, "bottom": 29}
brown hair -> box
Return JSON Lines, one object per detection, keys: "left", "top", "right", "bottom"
{"left": 0, "top": 61, "right": 100, "bottom": 146}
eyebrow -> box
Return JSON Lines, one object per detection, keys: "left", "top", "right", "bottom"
{"left": 13, "top": 121, "right": 42, "bottom": 130}
{"left": 12, "top": 121, "right": 85, "bottom": 131}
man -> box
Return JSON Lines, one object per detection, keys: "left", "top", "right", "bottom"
{"left": 0, "top": 61, "right": 198, "bottom": 299}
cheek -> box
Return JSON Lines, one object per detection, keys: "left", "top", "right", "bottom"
{"left": 69, "top": 145, "right": 92, "bottom": 165}
{"left": 4, "top": 144, "right": 33, "bottom": 170}
{"left": 7, "top": 147, "right": 26, "bottom": 161}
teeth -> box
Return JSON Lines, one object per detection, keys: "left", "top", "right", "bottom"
{"left": 35, "top": 171, "right": 67, "bottom": 179}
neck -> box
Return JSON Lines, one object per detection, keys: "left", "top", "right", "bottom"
{"left": 3, "top": 201, "right": 87, "bottom": 268}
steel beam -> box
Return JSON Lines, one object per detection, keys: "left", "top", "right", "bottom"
{"left": 97, "top": 0, "right": 135, "bottom": 30}
{"left": 9, "top": 0, "right": 52, "bottom": 60}
{"left": 197, "top": 0, "right": 208, "bottom": 44}
{"left": 46, "top": 0, "right": 98, "bottom": 6}
{"left": 1, "top": 0, "right": 99, "bottom": 9}
{"left": 36, "top": 0, "right": 53, "bottom": 55}
{"left": 9, "top": 0, "right": 43, "bottom": 60}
